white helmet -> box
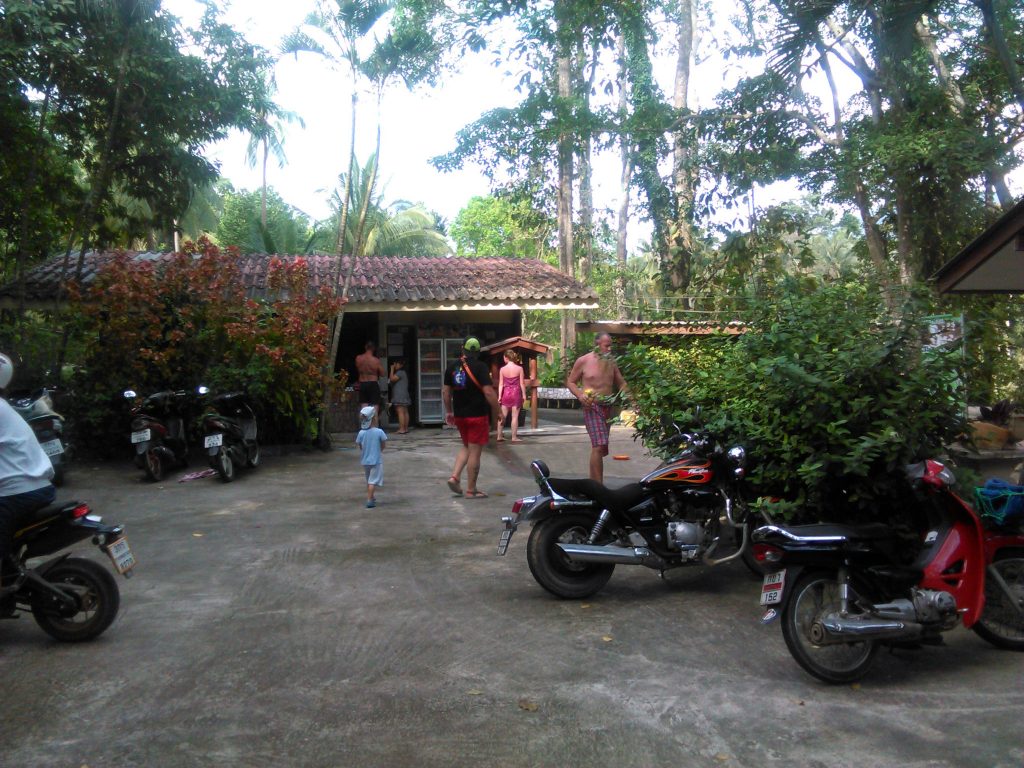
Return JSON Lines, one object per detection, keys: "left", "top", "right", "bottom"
{"left": 0, "top": 353, "right": 13, "bottom": 390}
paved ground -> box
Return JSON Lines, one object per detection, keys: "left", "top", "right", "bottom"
{"left": 2, "top": 413, "right": 1022, "bottom": 768}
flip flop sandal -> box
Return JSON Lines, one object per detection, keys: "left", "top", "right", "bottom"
{"left": 464, "top": 490, "right": 488, "bottom": 498}
{"left": 447, "top": 477, "right": 463, "bottom": 496}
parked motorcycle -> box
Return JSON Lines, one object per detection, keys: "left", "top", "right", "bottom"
{"left": 7, "top": 387, "right": 68, "bottom": 485}
{"left": 752, "top": 459, "right": 1024, "bottom": 683}
{"left": 1, "top": 499, "right": 135, "bottom": 641}
{"left": 124, "top": 389, "right": 192, "bottom": 482}
{"left": 498, "top": 427, "right": 763, "bottom": 599}
{"left": 197, "top": 388, "right": 260, "bottom": 482}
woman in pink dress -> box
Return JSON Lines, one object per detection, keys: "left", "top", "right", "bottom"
{"left": 496, "top": 351, "right": 527, "bottom": 443}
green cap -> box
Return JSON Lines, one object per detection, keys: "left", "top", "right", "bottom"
{"left": 463, "top": 337, "right": 480, "bottom": 352}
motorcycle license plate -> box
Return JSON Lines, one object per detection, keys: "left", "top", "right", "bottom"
{"left": 131, "top": 428, "right": 151, "bottom": 444}
{"left": 39, "top": 438, "right": 63, "bottom": 456}
{"left": 204, "top": 433, "right": 223, "bottom": 448}
{"left": 760, "top": 570, "right": 785, "bottom": 605}
{"left": 106, "top": 537, "right": 136, "bottom": 575}
{"left": 497, "top": 528, "right": 514, "bottom": 556}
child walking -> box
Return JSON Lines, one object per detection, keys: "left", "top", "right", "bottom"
{"left": 356, "top": 405, "right": 387, "bottom": 508}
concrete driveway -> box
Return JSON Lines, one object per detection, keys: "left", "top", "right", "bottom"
{"left": 2, "top": 415, "right": 1022, "bottom": 767}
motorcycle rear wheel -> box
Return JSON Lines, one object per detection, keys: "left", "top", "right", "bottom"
{"left": 526, "top": 514, "right": 615, "bottom": 599}
{"left": 781, "top": 571, "right": 879, "bottom": 684}
{"left": 973, "top": 555, "right": 1024, "bottom": 651}
{"left": 144, "top": 449, "right": 163, "bottom": 482}
{"left": 215, "top": 447, "right": 235, "bottom": 482}
{"left": 31, "top": 558, "right": 120, "bottom": 642}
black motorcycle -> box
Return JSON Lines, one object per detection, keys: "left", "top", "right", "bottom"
{"left": 125, "top": 389, "right": 192, "bottom": 482}
{"left": 498, "top": 427, "right": 764, "bottom": 599}
{"left": 198, "top": 389, "right": 260, "bottom": 482}
{"left": 7, "top": 387, "right": 68, "bottom": 485}
{"left": 1, "top": 499, "right": 135, "bottom": 641}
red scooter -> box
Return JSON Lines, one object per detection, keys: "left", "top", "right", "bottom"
{"left": 752, "top": 459, "right": 1024, "bottom": 683}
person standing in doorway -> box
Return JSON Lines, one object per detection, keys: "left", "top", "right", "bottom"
{"left": 442, "top": 337, "right": 500, "bottom": 499}
{"left": 355, "top": 341, "right": 386, "bottom": 421}
{"left": 355, "top": 405, "right": 387, "bottom": 508}
{"left": 565, "top": 332, "right": 629, "bottom": 484}
{"left": 496, "top": 350, "right": 527, "bottom": 443}
{"left": 388, "top": 358, "right": 412, "bottom": 434}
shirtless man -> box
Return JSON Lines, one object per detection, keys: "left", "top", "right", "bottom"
{"left": 355, "top": 341, "right": 386, "bottom": 419}
{"left": 565, "top": 332, "right": 629, "bottom": 483}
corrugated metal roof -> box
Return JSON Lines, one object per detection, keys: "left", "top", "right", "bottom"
{"left": 0, "top": 251, "right": 599, "bottom": 308}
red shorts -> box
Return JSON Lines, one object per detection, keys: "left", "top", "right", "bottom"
{"left": 454, "top": 415, "right": 490, "bottom": 446}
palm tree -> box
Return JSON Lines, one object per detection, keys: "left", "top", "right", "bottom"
{"left": 245, "top": 89, "right": 304, "bottom": 229}
{"left": 323, "top": 156, "right": 450, "bottom": 256}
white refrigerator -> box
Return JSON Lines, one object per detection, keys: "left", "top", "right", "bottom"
{"left": 416, "top": 338, "right": 464, "bottom": 424}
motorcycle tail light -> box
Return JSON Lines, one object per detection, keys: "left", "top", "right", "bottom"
{"left": 511, "top": 499, "right": 525, "bottom": 516}
{"left": 71, "top": 503, "right": 91, "bottom": 519}
{"left": 752, "top": 543, "right": 784, "bottom": 563}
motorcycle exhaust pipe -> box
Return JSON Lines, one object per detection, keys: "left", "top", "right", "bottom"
{"left": 810, "top": 613, "right": 923, "bottom": 645}
{"left": 556, "top": 543, "right": 666, "bottom": 569}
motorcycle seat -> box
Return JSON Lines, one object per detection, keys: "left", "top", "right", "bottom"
{"left": 16, "top": 501, "right": 82, "bottom": 531}
{"left": 547, "top": 478, "right": 649, "bottom": 512}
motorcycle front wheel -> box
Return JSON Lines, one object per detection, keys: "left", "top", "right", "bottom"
{"left": 31, "top": 558, "right": 120, "bottom": 642}
{"left": 973, "top": 555, "right": 1024, "bottom": 651}
{"left": 526, "top": 514, "right": 615, "bottom": 599}
{"left": 781, "top": 570, "right": 879, "bottom": 684}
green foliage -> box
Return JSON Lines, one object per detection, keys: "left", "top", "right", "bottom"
{"left": 619, "top": 281, "right": 967, "bottom": 523}
{"left": 0, "top": 0, "right": 270, "bottom": 263}
{"left": 450, "top": 194, "right": 555, "bottom": 260}
{"left": 215, "top": 187, "right": 313, "bottom": 254}
{"left": 64, "top": 239, "right": 343, "bottom": 456}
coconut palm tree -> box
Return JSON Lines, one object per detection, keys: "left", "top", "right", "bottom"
{"left": 317, "top": 155, "right": 447, "bottom": 257}
{"left": 245, "top": 88, "right": 304, "bottom": 229}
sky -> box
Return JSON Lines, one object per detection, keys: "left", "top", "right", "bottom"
{"left": 166, "top": 0, "right": 533, "bottom": 226}
{"left": 165, "top": 0, "right": 1021, "bottom": 244}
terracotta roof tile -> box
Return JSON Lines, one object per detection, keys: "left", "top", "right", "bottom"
{"left": 0, "top": 251, "right": 598, "bottom": 308}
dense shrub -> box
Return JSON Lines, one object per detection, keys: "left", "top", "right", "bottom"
{"left": 65, "top": 239, "right": 342, "bottom": 456}
{"left": 618, "top": 280, "right": 966, "bottom": 523}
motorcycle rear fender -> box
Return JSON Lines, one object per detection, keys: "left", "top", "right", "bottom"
{"left": 21, "top": 513, "right": 121, "bottom": 560}
{"left": 515, "top": 495, "right": 596, "bottom": 526}
{"left": 774, "top": 564, "right": 806, "bottom": 610}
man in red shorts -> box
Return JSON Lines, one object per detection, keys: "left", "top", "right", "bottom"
{"left": 442, "top": 337, "right": 500, "bottom": 498}
{"left": 566, "top": 332, "right": 629, "bottom": 483}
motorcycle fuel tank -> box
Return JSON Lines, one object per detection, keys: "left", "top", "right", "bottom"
{"left": 640, "top": 456, "right": 713, "bottom": 487}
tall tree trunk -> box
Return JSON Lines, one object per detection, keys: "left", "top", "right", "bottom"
{"left": 917, "top": 15, "right": 1013, "bottom": 207}
{"left": 818, "top": 42, "right": 891, "bottom": 285}
{"left": 57, "top": 28, "right": 134, "bottom": 368}
{"left": 556, "top": 1, "right": 575, "bottom": 356}
{"left": 972, "top": 0, "right": 1024, "bottom": 112}
{"left": 614, "top": 32, "right": 631, "bottom": 320}
{"left": 261, "top": 137, "right": 269, "bottom": 229}
{"left": 576, "top": 42, "right": 599, "bottom": 287}
{"left": 320, "top": 87, "right": 360, "bottom": 448}
{"left": 670, "top": 0, "right": 695, "bottom": 292}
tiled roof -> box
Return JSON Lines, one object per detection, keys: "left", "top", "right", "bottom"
{"left": 0, "top": 251, "right": 599, "bottom": 309}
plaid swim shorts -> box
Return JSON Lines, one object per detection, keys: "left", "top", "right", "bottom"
{"left": 583, "top": 402, "right": 613, "bottom": 449}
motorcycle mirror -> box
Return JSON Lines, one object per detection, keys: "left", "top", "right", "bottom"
{"left": 123, "top": 390, "right": 136, "bottom": 399}
{"left": 197, "top": 385, "right": 209, "bottom": 395}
